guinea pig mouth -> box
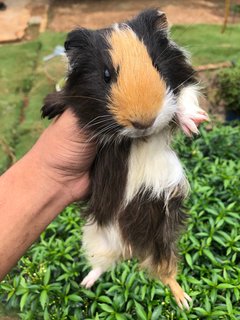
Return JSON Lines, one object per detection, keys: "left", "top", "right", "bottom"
{"left": 120, "top": 126, "right": 156, "bottom": 139}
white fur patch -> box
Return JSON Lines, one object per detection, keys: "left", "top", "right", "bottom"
{"left": 125, "top": 131, "right": 185, "bottom": 204}
{"left": 154, "top": 88, "right": 177, "bottom": 131}
{"left": 82, "top": 222, "right": 122, "bottom": 270}
{"left": 177, "top": 85, "right": 200, "bottom": 115}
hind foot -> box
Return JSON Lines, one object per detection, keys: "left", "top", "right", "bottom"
{"left": 167, "top": 278, "right": 192, "bottom": 310}
{"left": 81, "top": 267, "right": 102, "bottom": 288}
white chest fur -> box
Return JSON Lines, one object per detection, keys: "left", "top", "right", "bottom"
{"left": 125, "top": 132, "right": 185, "bottom": 204}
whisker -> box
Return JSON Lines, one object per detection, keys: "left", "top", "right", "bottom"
{"left": 84, "top": 118, "right": 112, "bottom": 131}
{"left": 173, "top": 71, "right": 197, "bottom": 92}
{"left": 80, "top": 115, "right": 112, "bottom": 131}
{"left": 156, "top": 53, "right": 193, "bottom": 65}
{"left": 85, "top": 123, "right": 120, "bottom": 144}
{"left": 62, "top": 94, "right": 107, "bottom": 104}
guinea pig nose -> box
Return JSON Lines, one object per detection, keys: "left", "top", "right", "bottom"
{"left": 131, "top": 119, "right": 155, "bottom": 130}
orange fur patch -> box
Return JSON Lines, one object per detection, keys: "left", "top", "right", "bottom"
{"left": 108, "top": 27, "right": 166, "bottom": 128}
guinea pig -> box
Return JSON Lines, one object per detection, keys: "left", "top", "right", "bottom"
{"left": 42, "top": 9, "right": 208, "bottom": 310}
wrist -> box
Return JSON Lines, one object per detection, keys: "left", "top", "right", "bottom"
{"left": 27, "top": 146, "right": 90, "bottom": 204}
{"left": 15, "top": 149, "right": 71, "bottom": 208}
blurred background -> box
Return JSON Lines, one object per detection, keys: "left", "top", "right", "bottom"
{"left": 0, "top": 1, "right": 240, "bottom": 320}
{"left": 0, "top": 0, "right": 240, "bottom": 172}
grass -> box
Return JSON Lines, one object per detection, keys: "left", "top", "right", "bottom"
{"left": 0, "top": 41, "right": 41, "bottom": 171}
{"left": 171, "top": 24, "right": 240, "bottom": 66}
{"left": 0, "top": 24, "right": 240, "bottom": 319}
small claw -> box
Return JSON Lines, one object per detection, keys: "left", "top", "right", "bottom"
{"left": 181, "top": 121, "right": 199, "bottom": 136}
{"left": 176, "top": 299, "right": 183, "bottom": 310}
{"left": 176, "top": 294, "right": 192, "bottom": 310}
{"left": 167, "top": 278, "right": 192, "bottom": 310}
{"left": 181, "top": 124, "right": 192, "bottom": 137}
{"left": 197, "top": 109, "right": 208, "bottom": 116}
{"left": 187, "top": 121, "right": 199, "bottom": 134}
{"left": 190, "top": 113, "right": 209, "bottom": 124}
{"left": 182, "top": 298, "right": 190, "bottom": 310}
{"left": 184, "top": 292, "right": 192, "bottom": 302}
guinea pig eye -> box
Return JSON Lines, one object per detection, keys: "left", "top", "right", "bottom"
{"left": 104, "top": 68, "right": 111, "bottom": 83}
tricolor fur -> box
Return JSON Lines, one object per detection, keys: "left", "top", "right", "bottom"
{"left": 42, "top": 9, "right": 201, "bottom": 309}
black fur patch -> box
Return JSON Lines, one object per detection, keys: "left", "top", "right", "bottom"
{"left": 118, "top": 189, "right": 187, "bottom": 265}
{"left": 42, "top": 92, "right": 67, "bottom": 119}
{"left": 84, "top": 138, "right": 131, "bottom": 225}
{"left": 42, "top": 27, "right": 123, "bottom": 141}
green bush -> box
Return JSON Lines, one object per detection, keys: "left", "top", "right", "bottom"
{"left": 0, "top": 123, "right": 240, "bottom": 320}
{"left": 217, "top": 67, "right": 240, "bottom": 112}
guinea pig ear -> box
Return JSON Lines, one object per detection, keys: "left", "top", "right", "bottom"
{"left": 41, "top": 92, "right": 67, "bottom": 120}
{"left": 132, "top": 9, "right": 168, "bottom": 35}
{"left": 153, "top": 10, "right": 168, "bottom": 33}
{"left": 64, "top": 28, "right": 93, "bottom": 65}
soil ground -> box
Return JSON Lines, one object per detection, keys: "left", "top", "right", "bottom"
{"left": 48, "top": 0, "right": 227, "bottom": 31}
{"left": 1, "top": 0, "right": 240, "bottom": 42}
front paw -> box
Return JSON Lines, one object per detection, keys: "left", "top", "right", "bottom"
{"left": 41, "top": 92, "right": 66, "bottom": 119}
{"left": 178, "top": 108, "right": 209, "bottom": 137}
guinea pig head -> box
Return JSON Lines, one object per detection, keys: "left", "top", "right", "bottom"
{"left": 107, "top": 26, "right": 169, "bottom": 137}
{"left": 42, "top": 9, "right": 197, "bottom": 140}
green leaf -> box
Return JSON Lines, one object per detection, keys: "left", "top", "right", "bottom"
{"left": 203, "top": 249, "right": 217, "bottom": 264}
{"left": 194, "top": 307, "right": 208, "bottom": 316}
{"left": 134, "top": 301, "right": 147, "bottom": 320}
{"left": 107, "top": 285, "right": 120, "bottom": 294}
{"left": 99, "top": 303, "right": 114, "bottom": 313}
{"left": 226, "top": 295, "right": 233, "bottom": 314}
{"left": 43, "top": 308, "right": 50, "bottom": 320}
{"left": 202, "top": 277, "right": 214, "bottom": 286}
{"left": 81, "top": 288, "right": 96, "bottom": 298}
{"left": 126, "top": 273, "right": 136, "bottom": 289}
{"left": 68, "top": 294, "right": 83, "bottom": 302}
{"left": 188, "top": 277, "right": 201, "bottom": 285}
{"left": 121, "top": 269, "right": 129, "bottom": 284}
{"left": 0, "top": 284, "right": 12, "bottom": 291}
{"left": 204, "top": 296, "right": 211, "bottom": 312}
{"left": 234, "top": 288, "right": 239, "bottom": 301}
{"left": 43, "top": 268, "right": 51, "bottom": 286}
{"left": 185, "top": 253, "right": 193, "bottom": 269}
{"left": 20, "top": 292, "right": 28, "bottom": 311}
{"left": 210, "top": 289, "right": 217, "bottom": 303}
{"left": 98, "top": 295, "right": 113, "bottom": 304}
{"left": 90, "top": 300, "right": 97, "bottom": 316}
{"left": 150, "top": 286, "right": 156, "bottom": 301}
{"left": 141, "top": 285, "right": 147, "bottom": 300}
{"left": 211, "top": 310, "right": 227, "bottom": 316}
{"left": 151, "top": 305, "right": 162, "bottom": 320}
{"left": 216, "top": 283, "right": 235, "bottom": 289}
{"left": 115, "top": 314, "right": 127, "bottom": 320}
{"left": 40, "top": 290, "right": 48, "bottom": 310}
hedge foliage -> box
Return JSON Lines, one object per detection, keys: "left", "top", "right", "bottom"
{"left": 0, "top": 123, "right": 240, "bottom": 320}
{"left": 217, "top": 67, "right": 240, "bottom": 112}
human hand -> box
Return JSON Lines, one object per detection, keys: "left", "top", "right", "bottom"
{"left": 30, "top": 109, "right": 96, "bottom": 203}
